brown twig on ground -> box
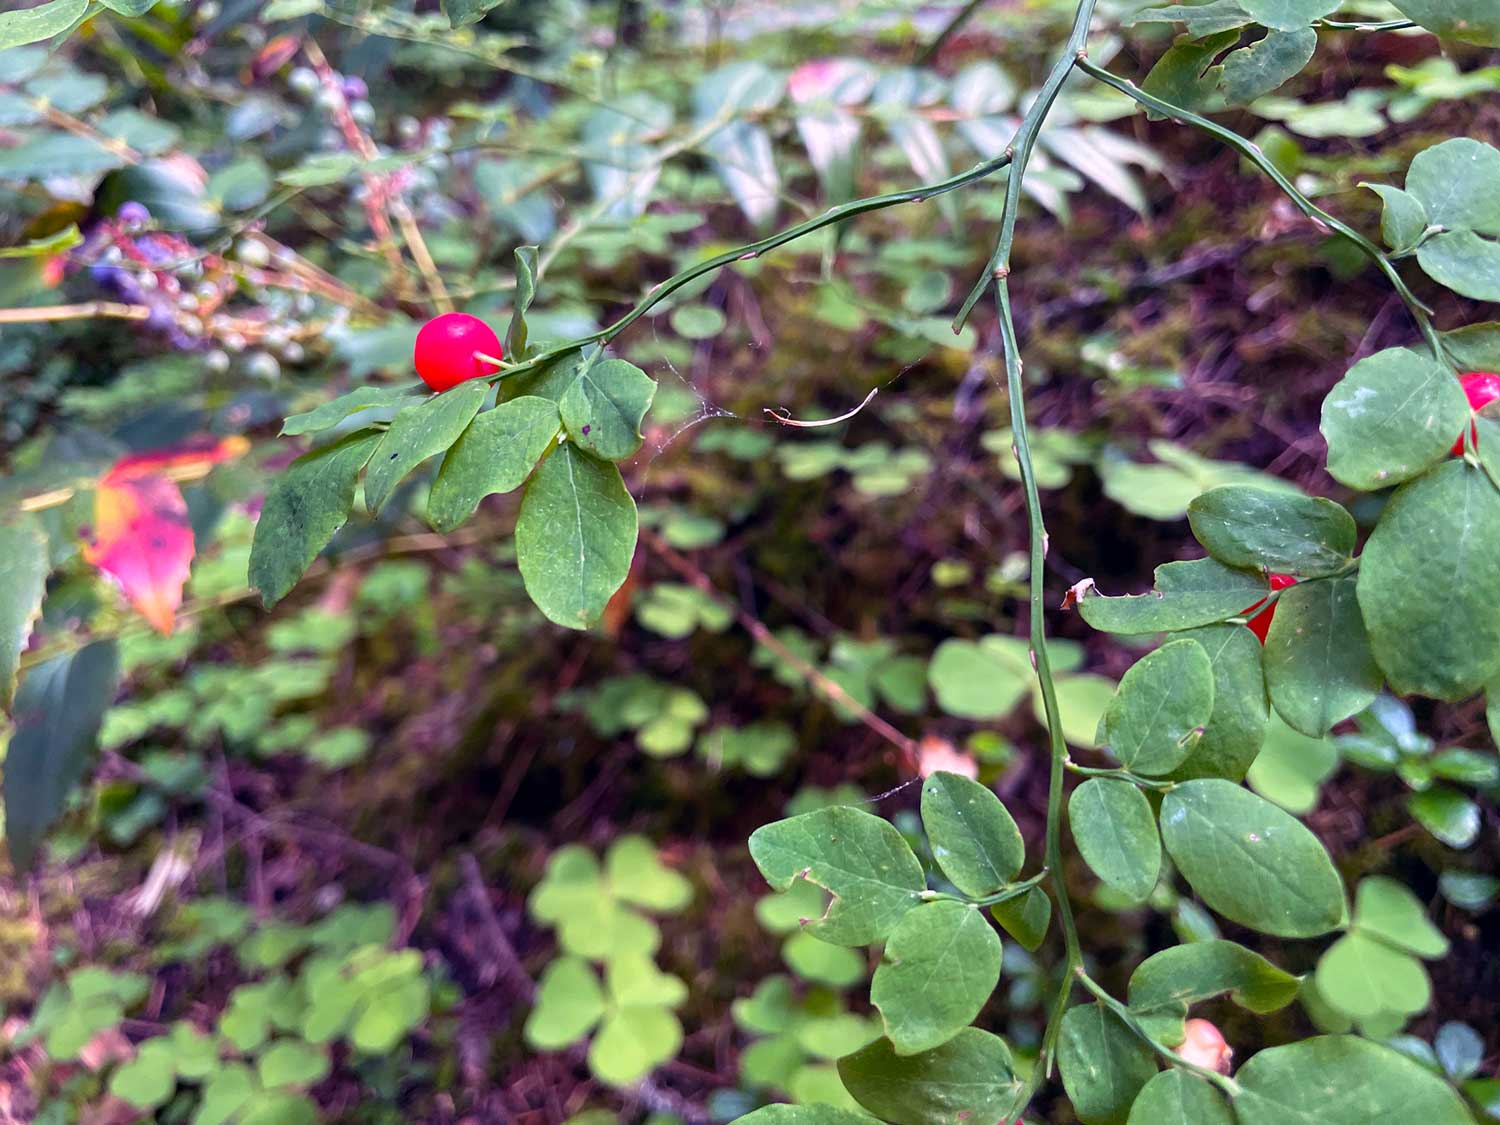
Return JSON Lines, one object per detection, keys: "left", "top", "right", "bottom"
{"left": 0, "top": 301, "right": 152, "bottom": 326}
{"left": 642, "top": 529, "right": 919, "bottom": 758}
{"left": 458, "top": 853, "right": 536, "bottom": 1002}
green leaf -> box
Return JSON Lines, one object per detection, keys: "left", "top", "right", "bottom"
{"left": 515, "top": 443, "right": 638, "bottom": 630}
{"left": 1240, "top": 0, "right": 1338, "bottom": 30}
{"left": 281, "top": 385, "right": 417, "bottom": 437}
{"left": 1057, "top": 1004, "right": 1158, "bottom": 1125}
{"left": 732, "top": 1108, "right": 871, "bottom": 1125}
{"left": 919, "top": 771, "right": 1023, "bottom": 897}
{"left": 1406, "top": 139, "right": 1500, "bottom": 234}
{"left": 605, "top": 953, "right": 687, "bottom": 1009}
{"left": 1069, "top": 779, "right": 1161, "bottom": 903}
{"left": 441, "top": 0, "right": 500, "bottom": 27}
{"left": 1127, "top": 939, "right": 1300, "bottom": 1043}
{"left": 1169, "top": 624, "right": 1268, "bottom": 782}
{"left": 98, "top": 0, "right": 160, "bottom": 14}
{"left": 605, "top": 835, "right": 693, "bottom": 914}
{"left": 669, "top": 304, "right": 727, "bottom": 340}
{"left": 1407, "top": 786, "right": 1482, "bottom": 849}
{"left": 783, "top": 931, "right": 863, "bottom": 987}
{"left": 749, "top": 805, "right": 925, "bottom": 946}
{"left": 1100, "top": 640, "right": 1215, "bottom": 776}
{"left": 1129, "top": 2, "right": 1253, "bottom": 37}
{"left": 506, "top": 245, "right": 538, "bottom": 360}
{"left": 1390, "top": 0, "right": 1500, "bottom": 45}
{"left": 524, "top": 957, "right": 606, "bottom": 1049}
{"left": 1418, "top": 229, "right": 1500, "bottom": 302}
{"left": 1246, "top": 714, "right": 1339, "bottom": 814}
{"left": 1358, "top": 461, "right": 1500, "bottom": 700}
{"left": 928, "top": 636, "right": 1032, "bottom": 720}
{"left": 1127, "top": 1070, "right": 1234, "bottom": 1125}
{"left": 1234, "top": 1035, "right": 1474, "bottom": 1123}
{"left": 1264, "top": 576, "right": 1382, "bottom": 737}
{"left": 194, "top": 1063, "right": 256, "bottom": 1125}
{"left": 108, "top": 1039, "right": 176, "bottom": 1109}
{"left": 1221, "top": 27, "right": 1317, "bottom": 105}
{"left": 1353, "top": 876, "right": 1450, "bottom": 958}
{"left": 870, "top": 901, "right": 1002, "bottom": 1056}
{"left": 4, "top": 641, "right": 119, "bottom": 871}
{"left": 427, "top": 396, "right": 560, "bottom": 532}
{"left": 1444, "top": 322, "right": 1500, "bottom": 371}
{"left": 1077, "top": 558, "right": 1268, "bottom": 635}
{"left": 364, "top": 381, "right": 488, "bottom": 515}
{"left": 257, "top": 1039, "right": 331, "bottom": 1089}
{"left": 588, "top": 1004, "right": 682, "bottom": 1086}
{"left": 0, "top": 517, "right": 48, "bottom": 710}
{"left": 1160, "top": 779, "right": 1345, "bottom": 938}
{"left": 989, "top": 885, "right": 1051, "bottom": 952}
{"left": 1188, "top": 486, "right": 1356, "bottom": 577}
{"left": 1315, "top": 931, "right": 1431, "bottom": 1020}
{"left": 249, "top": 431, "right": 381, "bottom": 608}
{"left": 838, "top": 1028, "right": 1023, "bottom": 1125}
{"left": 0, "top": 0, "right": 86, "bottom": 51}
{"left": 1320, "top": 348, "right": 1469, "bottom": 491}
{"left": 1364, "top": 184, "right": 1429, "bottom": 252}
{"left": 558, "top": 359, "right": 657, "bottom": 462}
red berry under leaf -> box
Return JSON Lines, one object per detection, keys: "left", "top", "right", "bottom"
{"left": 414, "top": 312, "right": 502, "bottom": 393}
{"left": 1452, "top": 371, "right": 1500, "bottom": 455}
{"left": 1243, "top": 573, "right": 1297, "bottom": 645}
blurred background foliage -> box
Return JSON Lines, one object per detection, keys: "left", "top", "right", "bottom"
{"left": 0, "top": 0, "right": 1497, "bottom": 1120}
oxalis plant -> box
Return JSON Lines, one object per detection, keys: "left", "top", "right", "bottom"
{"left": 2, "top": 0, "right": 1500, "bottom": 1121}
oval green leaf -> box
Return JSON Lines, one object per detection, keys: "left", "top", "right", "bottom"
{"left": 1264, "top": 575, "right": 1383, "bottom": 737}
{"left": 1160, "top": 779, "right": 1345, "bottom": 938}
{"left": 1187, "top": 486, "right": 1356, "bottom": 577}
{"left": 920, "top": 771, "right": 1024, "bottom": 896}
{"left": 1169, "top": 624, "right": 1268, "bottom": 783}
{"left": 1127, "top": 1070, "right": 1234, "bottom": 1125}
{"left": 363, "top": 380, "right": 488, "bottom": 515}
{"left": 1099, "top": 639, "right": 1215, "bottom": 776}
{"left": 427, "top": 395, "right": 561, "bottom": 532}
{"left": 838, "top": 1028, "right": 1023, "bottom": 1125}
{"left": 1057, "top": 1003, "right": 1158, "bottom": 1125}
{"left": 870, "top": 901, "right": 1002, "bottom": 1056}
{"left": 1069, "top": 779, "right": 1161, "bottom": 903}
{"left": 558, "top": 357, "right": 657, "bottom": 462}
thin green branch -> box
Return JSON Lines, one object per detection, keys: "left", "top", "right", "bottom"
{"left": 1064, "top": 761, "right": 1176, "bottom": 790}
{"left": 1317, "top": 17, "right": 1419, "bottom": 31}
{"left": 1077, "top": 970, "right": 1244, "bottom": 1098}
{"left": 918, "top": 0, "right": 990, "bottom": 65}
{"left": 954, "top": 0, "right": 1100, "bottom": 329}
{"left": 1075, "top": 58, "right": 1446, "bottom": 363}
{"left": 488, "top": 147, "right": 1019, "bottom": 385}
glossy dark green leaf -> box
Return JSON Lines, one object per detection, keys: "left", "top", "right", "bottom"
{"left": 514, "top": 443, "right": 637, "bottom": 630}
{"left": 838, "top": 1028, "right": 1023, "bottom": 1125}
{"left": 249, "top": 431, "right": 382, "bottom": 608}
{"left": 1057, "top": 1004, "right": 1157, "bottom": 1125}
{"left": 1077, "top": 558, "right": 1268, "bottom": 635}
{"left": 749, "top": 805, "right": 924, "bottom": 946}
{"left": 1100, "top": 640, "right": 1215, "bottom": 776}
{"left": 1127, "top": 1070, "right": 1233, "bottom": 1125}
{"left": 989, "top": 885, "right": 1051, "bottom": 952}
{"left": 4, "top": 642, "right": 119, "bottom": 871}
{"left": 870, "top": 901, "right": 1002, "bottom": 1055}
{"left": 1160, "top": 780, "right": 1345, "bottom": 938}
{"left": 1233, "top": 1035, "right": 1474, "bottom": 1124}
{"left": 1265, "top": 576, "right": 1382, "bottom": 737}
{"left": 1358, "top": 461, "right": 1500, "bottom": 701}
{"left": 1169, "top": 624, "right": 1268, "bottom": 782}
{"left": 558, "top": 359, "right": 656, "bottom": 462}
{"left": 1320, "top": 348, "right": 1468, "bottom": 491}
{"left": 1069, "top": 779, "right": 1161, "bottom": 903}
{"left": 1188, "top": 486, "right": 1356, "bottom": 577}
{"left": 506, "top": 245, "right": 538, "bottom": 361}
{"left": 920, "top": 771, "right": 1023, "bottom": 897}
{"left": 1407, "top": 786, "right": 1482, "bottom": 849}
{"left": 0, "top": 517, "right": 48, "bottom": 710}
{"left": 364, "top": 381, "right": 488, "bottom": 515}
{"left": 281, "top": 385, "right": 418, "bottom": 437}
{"left": 1127, "top": 939, "right": 1300, "bottom": 1042}
{"left": 426, "top": 396, "right": 560, "bottom": 532}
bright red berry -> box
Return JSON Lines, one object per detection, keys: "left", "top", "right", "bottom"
{"left": 1451, "top": 371, "right": 1500, "bottom": 455}
{"left": 1243, "top": 573, "right": 1297, "bottom": 645}
{"left": 413, "top": 312, "right": 502, "bottom": 393}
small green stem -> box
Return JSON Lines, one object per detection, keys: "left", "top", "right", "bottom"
{"left": 1317, "top": 17, "right": 1418, "bottom": 30}
{"left": 954, "top": 0, "right": 1100, "bottom": 328}
{"left": 929, "top": 870, "right": 1050, "bottom": 907}
{"left": 1064, "top": 761, "right": 1175, "bottom": 790}
{"left": 1075, "top": 58, "right": 1446, "bottom": 363}
{"left": 1076, "top": 970, "right": 1243, "bottom": 1098}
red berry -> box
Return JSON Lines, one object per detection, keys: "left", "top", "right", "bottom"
{"left": 1242, "top": 573, "right": 1297, "bottom": 645}
{"left": 1451, "top": 371, "right": 1500, "bottom": 455}
{"left": 413, "top": 312, "right": 501, "bottom": 392}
